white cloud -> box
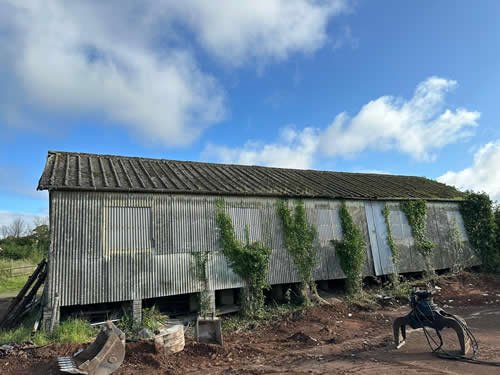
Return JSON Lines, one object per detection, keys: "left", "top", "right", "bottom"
{"left": 438, "top": 141, "right": 500, "bottom": 201}
{"left": 0, "top": 1, "right": 349, "bottom": 146}
{"left": 205, "top": 77, "right": 479, "bottom": 169}
{"left": 319, "top": 77, "right": 480, "bottom": 160}
{"left": 1, "top": 1, "right": 225, "bottom": 146}
{"left": 168, "top": 0, "right": 349, "bottom": 65}
{"left": 203, "top": 127, "right": 319, "bottom": 169}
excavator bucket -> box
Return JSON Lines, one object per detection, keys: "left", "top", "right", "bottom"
{"left": 195, "top": 316, "right": 223, "bottom": 345}
{"left": 58, "top": 321, "right": 126, "bottom": 375}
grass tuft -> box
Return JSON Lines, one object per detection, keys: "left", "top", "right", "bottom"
{"left": 222, "top": 303, "right": 302, "bottom": 333}
{"left": 52, "top": 317, "right": 97, "bottom": 344}
{"left": 0, "top": 314, "right": 97, "bottom": 346}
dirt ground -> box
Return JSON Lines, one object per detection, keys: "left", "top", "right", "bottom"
{"left": 1, "top": 273, "right": 500, "bottom": 374}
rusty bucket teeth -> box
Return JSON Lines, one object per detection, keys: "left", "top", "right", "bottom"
{"left": 58, "top": 357, "right": 87, "bottom": 374}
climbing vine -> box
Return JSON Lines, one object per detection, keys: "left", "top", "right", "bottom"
{"left": 331, "top": 202, "right": 366, "bottom": 295}
{"left": 382, "top": 203, "right": 399, "bottom": 284}
{"left": 190, "top": 251, "right": 212, "bottom": 316}
{"left": 215, "top": 200, "right": 271, "bottom": 317}
{"left": 400, "top": 200, "right": 435, "bottom": 256}
{"left": 460, "top": 192, "right": 499, "bottom": 272}
{"left": 277, "top": 200, "right": 320, "bottom": 305}
{"left": 382, "top": 204, "right": 399, "bottom": 266}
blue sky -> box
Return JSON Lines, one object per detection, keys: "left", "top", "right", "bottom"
{"left": 1, "top": 1, "right": 500, "bottom": 228}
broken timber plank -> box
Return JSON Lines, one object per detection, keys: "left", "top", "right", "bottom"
{"left": 0, "top": 259, "right": 46, "bottom": 329}
{"left": 9, "top": 270, "right": 47, "bottom": 327}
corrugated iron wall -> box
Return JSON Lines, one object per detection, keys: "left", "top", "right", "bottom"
{"left": 47, "top": 191, "right": 478, "bottom": 307}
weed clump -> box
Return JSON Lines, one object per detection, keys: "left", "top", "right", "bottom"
{"left": 118, "top": 306, "right": 169, "bottom": 338}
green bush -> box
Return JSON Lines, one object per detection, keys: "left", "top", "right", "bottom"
{"left": 461, "top": 192, "right": 499, "bottom": 272}
{"left": 0, "top": 241, "right": 31, "bottom": 260}
{"left": 0, "top": 226, "right": 49, "bottom": 262}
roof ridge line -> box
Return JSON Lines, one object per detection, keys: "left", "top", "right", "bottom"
{"left": 45, "top": 150, "right": 427, "bottom": 179}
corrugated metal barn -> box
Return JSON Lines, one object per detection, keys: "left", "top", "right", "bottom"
{"left": 37, "top": 151, "right": 477, "bottom": 326}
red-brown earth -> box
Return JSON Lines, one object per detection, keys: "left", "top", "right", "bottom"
{"left": 1, "top": 272, "right": 499, "bottom": 374}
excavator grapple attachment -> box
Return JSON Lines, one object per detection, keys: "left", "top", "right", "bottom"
{"left": 393, "top": 285, "right": 471, "bottom": 356}
{"left": 58, "top": 321, "right": 125, "bottom": 375}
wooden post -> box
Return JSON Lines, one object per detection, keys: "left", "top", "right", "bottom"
{"left": 49, "top": 294, "right": 60, "bottom": 332}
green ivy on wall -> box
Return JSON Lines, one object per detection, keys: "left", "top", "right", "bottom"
{"left": 400, "top": 200, "right": 435, "bottom": 257}
{"left": 331, "top": 202, "right": 366, "bottom": 295}
{"left": 460, "top": 192, "right": 500, "bottom": 272}
{"left": 277, "top": 200, "right": 323, "bottom": 305}
{"left": 400, "top": 199, "right": 435, "bottom": 276}
{"left": 382, "top": 203, "right": 399, "bottom": 282}
{"left": 215, "top": 199, "right": 271, "bottom": 317}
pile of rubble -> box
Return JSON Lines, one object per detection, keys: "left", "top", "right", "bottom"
{"left": 0, "top": 341, "right": 36, "bottom": 359}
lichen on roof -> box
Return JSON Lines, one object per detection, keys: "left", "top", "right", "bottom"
{"left": 37, "top": 151, "right": 463, "bottom": 201}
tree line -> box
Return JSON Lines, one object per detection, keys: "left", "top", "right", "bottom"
{"left": 0, "top": 217, "right": 49, "bottom": 262}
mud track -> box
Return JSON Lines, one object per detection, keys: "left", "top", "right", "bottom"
{"left": 1, "top": 273, "right": 499, "bottom": 374}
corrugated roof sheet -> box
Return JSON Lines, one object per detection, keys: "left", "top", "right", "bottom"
{"left": 37, "top": 151, "right": 463, "bottom": 200}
